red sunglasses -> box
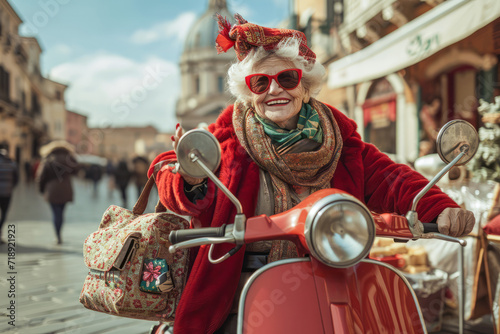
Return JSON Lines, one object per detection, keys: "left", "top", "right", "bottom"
{"left": 245, "top": 68, "right": 303, "bottom": 94}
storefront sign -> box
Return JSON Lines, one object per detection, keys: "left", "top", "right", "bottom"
{"left": 363, "top": 100, "right": 396, "bottom": 129}
{"left": 406, "top": 34, "right": 440, "bottom": 59}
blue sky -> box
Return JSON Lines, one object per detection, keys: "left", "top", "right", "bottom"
{"left": 8, "top": 0, "right": 291, "bottom": 132}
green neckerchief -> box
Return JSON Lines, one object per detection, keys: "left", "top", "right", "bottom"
{"left": 255, "top": 103, "right": 323, "bottom": 151}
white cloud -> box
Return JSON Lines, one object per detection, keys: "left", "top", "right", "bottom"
{"left": 49, "top": 53, "right": 180, "bottom": 133}
{"left": 131, "top": 12, "right": 197, "bottom": 45}
{"left": 41, "top": 44, "right": 74, "bottom": 75}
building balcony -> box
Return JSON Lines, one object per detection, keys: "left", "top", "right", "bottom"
{"left": 310, "top": 26, "right": 340, "bottom": 64}
{"left": 339, "top": 0, "right": 430, "bottom": 52}
{"left": 14, "top": 44, "right": 28, "bottom": 65}
{"left": 342, "top": 0, "right": 398, "bottom": 34}
{"left": 0, "top": 95, "right": 17, "bottom": 116}
{"left": 2, "top": 34, "right": 12, "bottom": 53}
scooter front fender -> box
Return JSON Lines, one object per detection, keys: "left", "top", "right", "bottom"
{"left": 238, "top": 258, "right": 426, "bottom": 334}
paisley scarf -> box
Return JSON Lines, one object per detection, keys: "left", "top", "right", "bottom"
{"left": 254, "top": 102, "right": 323, "bottom": 152}
{"left": 233, "top": 97, "right": 343, "bottom": 261}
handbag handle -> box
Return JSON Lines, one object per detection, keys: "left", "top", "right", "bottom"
{"left": 132, "top": 175, "right": 166, "bottom": 215}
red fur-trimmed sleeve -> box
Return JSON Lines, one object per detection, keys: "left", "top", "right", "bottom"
{"left": 362, "top": 142, "right": 459, "bottom": 223}
{"left": 325, "top": 103, "right": 457, "bottom": 222}
{"left": 146, "top": 105, "right": 237, "bottom": 219}
{"left": 148, "top": 151, "right": 216, "bottom": 217}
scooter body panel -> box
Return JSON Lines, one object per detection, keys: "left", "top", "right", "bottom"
{"left": 238, "top": 258, "right": 427, "bottom": 334}
{"left": 311, "top": 258, "right": 427, "bottom": 334}
{"left": 238, "top": 258, "right": 325, "bottom": 334}
{"left": 355, "top": 259, "right": 427, "bottom": 334}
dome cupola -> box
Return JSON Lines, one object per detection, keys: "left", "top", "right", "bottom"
{"left": 184, "top": 0, "right": 233, "bottom": 51}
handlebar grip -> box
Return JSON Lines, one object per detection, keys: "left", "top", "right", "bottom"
{"left": 422, "top": 223, "right": 440, "bottom": 233}
{"left": 169, "top": 224, "right": 227, "bottom": 244}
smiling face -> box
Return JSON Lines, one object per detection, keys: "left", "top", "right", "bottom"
{"left": 250, "top": 57, "right": 307, "bottom": 130}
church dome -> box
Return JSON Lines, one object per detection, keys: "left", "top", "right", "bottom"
{"left": 184, "top": 1, "right": 233, "bottom": 51}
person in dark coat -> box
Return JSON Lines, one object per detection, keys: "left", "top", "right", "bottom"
{"left": 24, "top": 160, "right": 32, "bottom": 183}
{"left": 114, "top": 160, "right": 131, "bottom": 208}
{"left": 86, "top": 163, "right": 103, "bottom": 196}
{"left": 0, "top": 146, "right": 18, "bottom": 243}
{"left": 36, "top": 141, "right": 79, "bottom": 244}
{"left": 105, "top": 160, "right": 116, "bottom": 199}
{"left": 132, "top": 156, "right": 149, "bottom": 198}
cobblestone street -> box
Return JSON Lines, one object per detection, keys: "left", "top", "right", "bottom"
{"left": 0, "top": 177, "right": 160, "bottom": 334}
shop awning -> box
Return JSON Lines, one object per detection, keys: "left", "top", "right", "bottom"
{"left": 328, "top": 0, "right": 500, "bottom": 89}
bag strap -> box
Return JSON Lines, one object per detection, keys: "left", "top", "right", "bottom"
{"left": 155, "top": 200, "right": 167, "bottom": 213}
{"left": 133, "top": 175, "right": 156, "bottom": 215}
{"left": 133, "top": 160, "right": 172, "bottom": 215}
{"left": 132, "top": 173, "right": 169, "bottom": 215}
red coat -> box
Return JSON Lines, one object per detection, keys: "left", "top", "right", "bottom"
{"left": 149, "top": 104, "right": 458, "bottom": 333}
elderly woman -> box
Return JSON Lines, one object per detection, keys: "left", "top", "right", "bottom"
{"left": 149, "top": 15, "right": 474, "bottom": 334}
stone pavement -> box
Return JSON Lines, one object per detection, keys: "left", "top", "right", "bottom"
{"left": 0, "top": 177, "right": 161, "bottom": 334}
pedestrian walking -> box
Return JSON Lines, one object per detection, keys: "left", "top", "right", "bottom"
{"left": 31, "top": 156, "right": 41, "bottom": 180}
{"left": 24, "top": 160, "right": 32, "bottom": 183}
{"left": 0, "top": 145, "right": 18, "bottom": 244}
{"left": 114, "top": 159, "right": 131, "bottom": 208}
{"left": 36, "top": 140, "right": 79, "bottom": 245}
{"left": 86, "top": 163, "right": 103, "bottom": 197}
{"left": 132, "top": 156, "right": 149, "bottom": 199}
{"left": 105, "top": 160, "right": 116, "bottom": 199}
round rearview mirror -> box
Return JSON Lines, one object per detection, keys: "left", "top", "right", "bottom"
{"left": 176, "top": 129, "right": 221, "bottom": 178}
{"left": 436, "top": 120, "right": 479, "bottom": 166}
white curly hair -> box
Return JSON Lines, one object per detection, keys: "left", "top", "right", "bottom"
{"left": 226, "top": 37, "right": 326, "bottom": 105}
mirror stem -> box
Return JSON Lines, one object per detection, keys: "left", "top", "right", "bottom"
{"left": 411, "top": 148, "right": 467, "bottom": 212}
{"left": 189, "top": 152, "right": 243, "bottom": 214}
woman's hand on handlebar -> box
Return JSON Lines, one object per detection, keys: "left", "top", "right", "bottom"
{"left": 436, "top": 207, "right": 475, "bottom": 237}
{"left": 172, "top": 123, "right": 206, "bottom": 185}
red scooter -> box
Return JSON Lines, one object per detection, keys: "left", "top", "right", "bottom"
{"left": 166, "top": 120, "right": 479, "bottom": 334}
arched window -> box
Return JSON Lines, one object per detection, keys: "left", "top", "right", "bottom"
{"left": 194, "top": 75, "right": 200, "bottom": 94}
{"left": 0, "top": 8, "right": 3, "bottom": 38}
{"left": 217, "top": 76, "right": 224, "bottom": 93}
{"left": 362, "top": 79, "right": 397, "bottom": 154}
{"left": 0, "top": 66, "right": 11, "bottom": 101}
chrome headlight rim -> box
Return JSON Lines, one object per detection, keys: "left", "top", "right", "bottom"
{"left": 304, "top": 193, "right": 375, "bottom": 268}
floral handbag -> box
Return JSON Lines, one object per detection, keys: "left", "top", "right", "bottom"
{"left": 79, "top": 175, "right": 190, "bottom": 323}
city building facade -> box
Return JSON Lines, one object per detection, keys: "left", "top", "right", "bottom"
{"left": 42, "top": 77, "right": 68, "bottom": 141}
{"left": 66, "top": 109, "right": 88, "bottom": 153}
{"left": 0, "top": 0, "right": 69, "bottom": 176}
{"left": 86, "top": 125, "right": 166, "bottom": 163}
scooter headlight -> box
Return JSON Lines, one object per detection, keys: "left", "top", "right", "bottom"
{"left": 304, "top": 194, "right": 375, "bottom": 268}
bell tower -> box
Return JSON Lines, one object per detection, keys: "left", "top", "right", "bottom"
{"left": 209, "top": 0, "right": 227, "bottom": 10}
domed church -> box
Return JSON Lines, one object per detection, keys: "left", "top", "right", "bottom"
{"left": 176, "top": 0, "right": 236, "bottom": 130}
